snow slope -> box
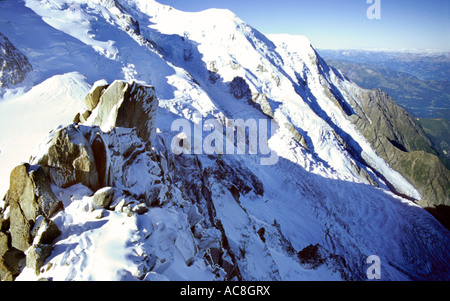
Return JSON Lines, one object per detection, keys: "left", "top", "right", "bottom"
{"left": 1, "top": 0, "right": 449, "bottom": 281}
{"left": 0, "top": 72, "right": 89, "bottom": 198}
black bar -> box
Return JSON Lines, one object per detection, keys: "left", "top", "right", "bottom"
{"left": 0, "top": 281, "right": 446, "bottom": 299}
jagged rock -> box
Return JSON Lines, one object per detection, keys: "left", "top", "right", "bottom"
{"left": 257, "top": 227, "right": 266, "bottom": 243}
{"left": 36, "top": 124, "right": 99, "bottom": 192}
{"left": 26, "top": 244, "right": 53, "bottom": 275}
{"left": 144, "top": 184, "right": 163, "bottom": 207}
{"left": 80, "top": 110, "right": 92, "bottom": 123}
{"left": 73, "top": 112, "right": 81, "bottom": 124}
{"left": 297, "top": 244, "right": 325, "bottom": 268}
{"left": 9, "top": 208, "right": 33, "bottom": 253}
{"left": 297, "top": 244, "right": 350, "bottom": 279}
{"left": 252, "top": 93, "right": 274, "bottom": 118}
{"left": 100, "top": 0, "right": 140, "bottom": 35}
{"left": 283, "top": 122, "right": 309, "bottom": 151}
{"left": 101, "top": 127, "right": 162, "bottom": 203}
{"left": 74, "top": 110, "right": 93, "bottom": 124}
{"left": 87, "top": 80, "right": 159, "bottom": 142}
{"left": 229, "top": 76, "right": 251, "bottom": 100}
{"left": 84, "top": 80, "right": 109, "bottom": 111}
{"left": 32, "top": 166, "right": 64, "bottom": 219}
{"left": 0, "top": 232, "right": 9, "bottom": 258}
{"left": 1, "top": 164, "right": 62, "bottom": 280}
{"left": 26, "top": 79, "right": 160, "bottom": 231}
{"left": 0, "top": 32, "right": 32, "bottom": 89}
{"left": 31, "top": 216, "right": 61, "bottom": 245}
{"left": 7, "top": 164, "right": 62, "bottom": 252}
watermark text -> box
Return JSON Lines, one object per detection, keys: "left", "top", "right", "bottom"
{"left": 170, "top": 117, "right": 279, "bottom": 166}
{"left": 366, "top": 255, "right": 382, "bottom": 280}
{"left": 367, "top": 0, "right": 381, "bottom": 20}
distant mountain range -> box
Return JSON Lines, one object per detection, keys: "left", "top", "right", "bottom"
{"left": 318, "top": 49, "right": 450, "bottom": 120}
{"left": 318, "top": 49, "right": 450, "bottom": 169}
{"left": 318, "top": 49, "right": 450, "bottom": 81}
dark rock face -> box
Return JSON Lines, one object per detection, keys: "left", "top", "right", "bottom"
{"left": 297, "top": 244, "right": 324, "bottom": 267}
{"left": 0, "top": 247, "right": 25, "bottom": 281}
{"left": 91, "top": 133, "right": 108, "bottom": 188}
{"left": 229, "top": 76, "right": 252, "bottom": 100}
{"left": 0, "top": 32, "right": 32, "bottom": 89}
{"left": 297, "top": 243, "right": 352, "bottom": 280}
{"left": 114, "top": 81, "right": 158, "bottom": 142}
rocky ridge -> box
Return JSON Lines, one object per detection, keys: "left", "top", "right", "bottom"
{"left": 0, "top": 79, "right": 161, "bottom": 280}
{"left": 0, "top": 32, "right": 32, "bottom": 90}
{"left": 344, "top": 87, "right": 450, "bottom": 208}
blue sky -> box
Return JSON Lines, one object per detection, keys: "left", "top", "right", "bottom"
{"left": 157, "top": 0, "right": 450, "bottom": 50}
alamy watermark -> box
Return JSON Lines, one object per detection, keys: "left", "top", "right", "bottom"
{"left": 170, "top": 117, "right": 279, "bottom": 166}
{"left": 366, "top": 255, "right": 381, "bottom": 280}
{"left": 367, "top": 0, "right": 381, "bottom": 20}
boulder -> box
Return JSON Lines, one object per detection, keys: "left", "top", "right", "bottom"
{"left": 9, "top": 201, "right": 33, "bottom": 252}
{"left": 32, "top": 165, "right": 64, "bottom": 218}
{"left": 36, "top": 124, "right": 99, "bottom": 191}
{"left": 87, "top": 80, "right": 159, "bottom": 142}
{"left": 0, "top": 247, "right": 25, "bottom": 281}
{"left": 26, "top": 244, "right": 53, "bottom": 275}
{"left": 1, "top": 79, "right": 160, "bottom": 279}
{"left": 31, "top": 216, "right": 61, "bottom": 245}
{"left": 92, "top": 187, "right": 116, "bottom": 209}
{"left": 131, "top": 203, "right": 148, "bottom": 215}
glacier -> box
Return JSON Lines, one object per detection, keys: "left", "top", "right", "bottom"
{"left": 0, "top": 0, "right": 449, "bottom": 281}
